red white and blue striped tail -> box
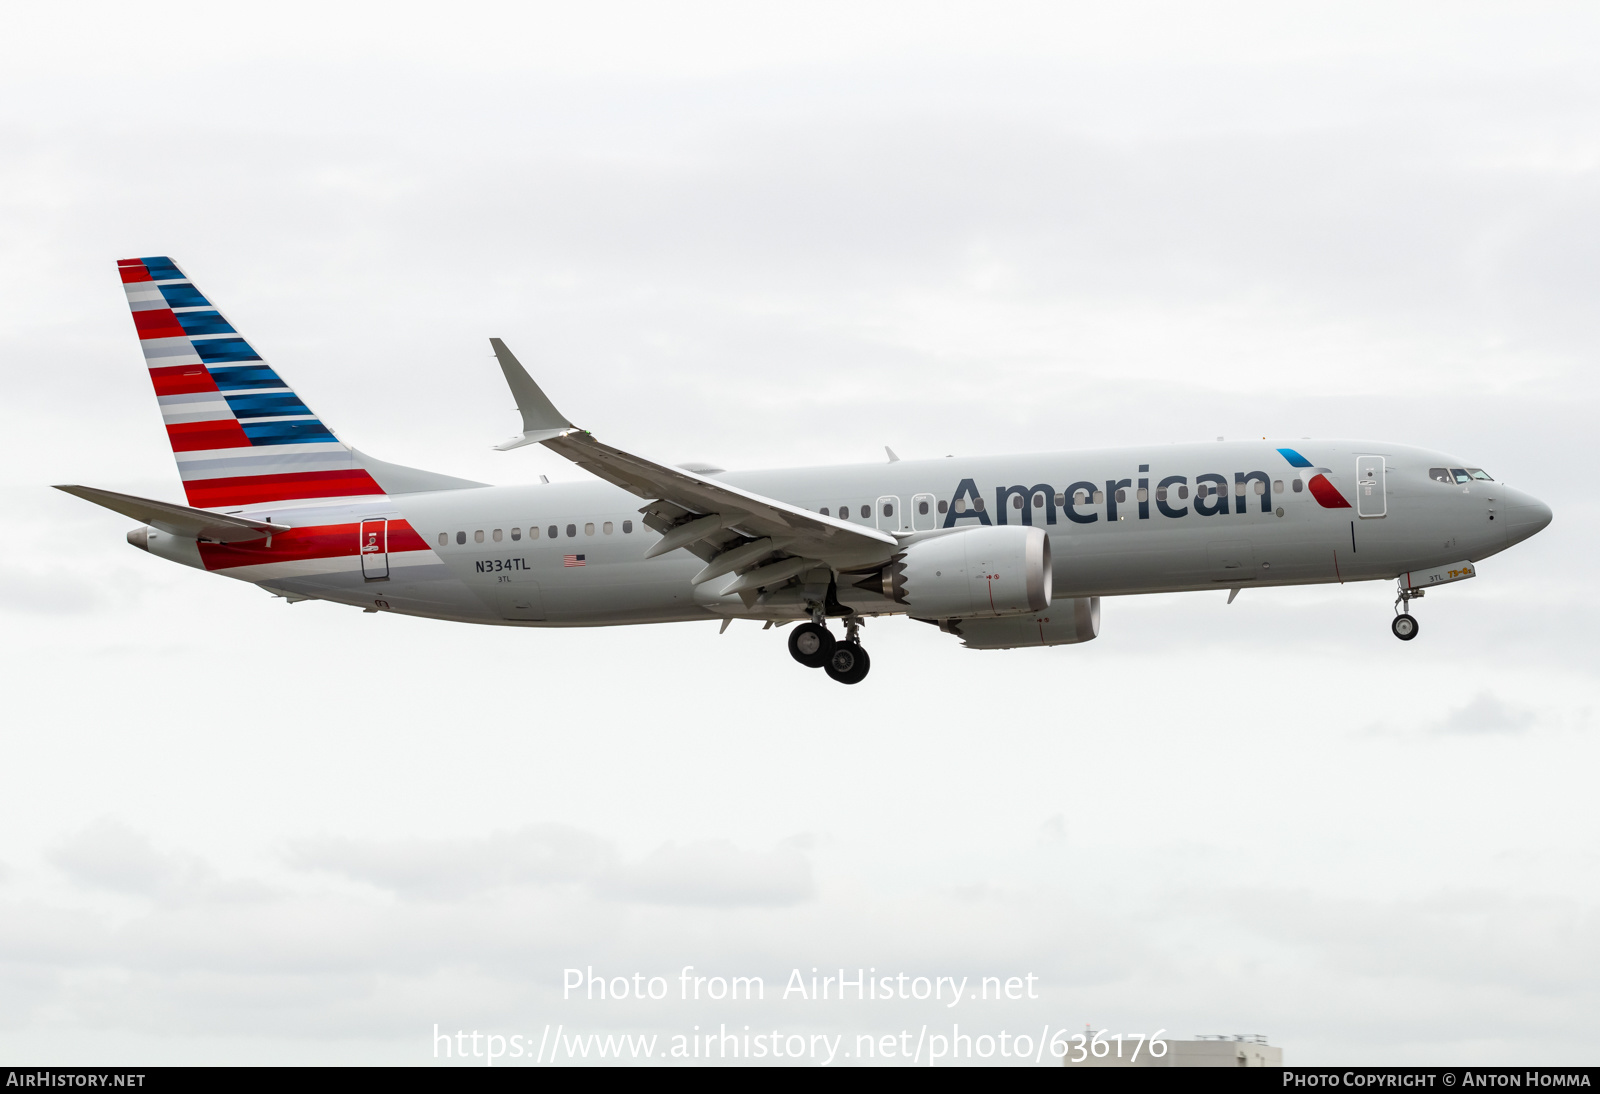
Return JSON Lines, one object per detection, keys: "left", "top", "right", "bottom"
{"left": 118, "top": 256, "right": 387, "bottom": 510}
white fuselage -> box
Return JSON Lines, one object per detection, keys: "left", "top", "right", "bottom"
{"left": 140, "top": 440, "right": 1550, "bottom": 628}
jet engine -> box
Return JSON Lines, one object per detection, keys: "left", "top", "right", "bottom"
{"left": 855, "top": 525, "right": 1051, "bottom": 618}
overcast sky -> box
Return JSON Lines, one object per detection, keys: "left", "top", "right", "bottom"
{"left": 1, "top": 1, "right": 1596, "bottom": 1066}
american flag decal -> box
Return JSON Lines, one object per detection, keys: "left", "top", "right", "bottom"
{"left": 563, "top": 554, "right": 586, "bottom": 567}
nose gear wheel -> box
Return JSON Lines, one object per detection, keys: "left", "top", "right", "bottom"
{"left": 1392, "top": 581, "right": 1424, "bottom": 641}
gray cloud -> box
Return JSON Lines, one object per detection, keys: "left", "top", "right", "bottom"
{"left": 0, "top": 566, "right": 105, "bottom": 615}
{"left": 288, "top": 825, "right": 614, "bottom": 898}
{"left": 289, "top": 826, "right": 813, "bottom": 909}
{"left": 1434, "top": 692, "right": 1535, "bottom": 735}
{"left": 48, "top": 820, "right": 271, "bottom": 906}
{"left": 594, "top": 838, "right": 814, "bottom": 908}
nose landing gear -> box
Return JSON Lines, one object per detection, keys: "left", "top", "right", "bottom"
{"left": 1392, "top": 584, "right": 1423, "bottom": 641}
{"left": 790, "top": 612, "right": 871, "bottom": 683}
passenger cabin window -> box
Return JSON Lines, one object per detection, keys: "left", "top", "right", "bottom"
{"left": 584, "top": 522, "right": 595, "bottom": 536}
{"left": 882, "top": 503, "right": 893, "bottom": 517}
{"left": 1115, "top": 488, "right": 1127, "bottom": 503}
{"left": 493, "top": 528, "right": 503, "bottom": 542}
{"left": 1012, "top": 495, "right": 1023, "bottom": 510}
{"left": 1136, "top": 487, "right": 1148, "bottom": 502}
{"left": 1092, "top": 491, "right": 1104, "bottom": 504}
{"left": 839, "top": 505, "right": 850, "bottom": 519}
{"left": 548, "top": 525, "right": 557, "bottom": 539}
{"left": 1054, "top": 492, "right": 1065, "bottom": 507}
{"left": 529, "top": 526, "right": 540, "bottom": 539}
{"left": 937, "top": 500, "right": 948, "bottom": 514}
{"left": 1178, "top": 485, "right": 1189, "bottom": 499}
{"left": 622, "top": 520, "right": 633, "bottom": 533}
{"left": 918, "top": 500, "right": 930, "bottom": 515}
{"left": 474, "top": 530, "right": 484, "bottom": 543}
{"left": 1291, "top": 480, "right": 1303, "bottom": 493}
{"left": 456, "top": 531, "right": 466, "bottom": 545}
{"left": 1273, "top": 480, "right": 1284, "bottom": 493}
{"left": 819, "top": 507, "right": 829, "bottom": 516}
{"left": 1253, "top": 480, "right": 1265, "bottom": 495}
{"left": 511, "top": 528, "right": 521, "bottom": 541}
{"left": 603, "top": 521, "right": 613, "bottom": 534}
{"left": 566, "top": 524, "right": 577, "bottom": 538}
{"left": 1156, "top": 487, "right": 1167, "bottom": 502}
{"left": 438, "top": 532, "right": 447, "bottom": 546}
{"left": 860, "top": 505, "right": 870, "bottom": 518}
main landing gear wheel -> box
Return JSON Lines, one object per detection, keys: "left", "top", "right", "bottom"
{"left": 1392, "top": 614, "right": 1420, "bottom": 641}
{"left": 788, "top": 622, "right": 835, "bottom": 668}
{"left": 824, "top": 642, "right": 871, "bottom": 685}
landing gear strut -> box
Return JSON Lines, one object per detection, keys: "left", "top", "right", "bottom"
{"left": 1392, "top": 584, "right": 1422, "bottom": 641}
{"left": 790, "top": 612, "right": 871, "bottom": 683}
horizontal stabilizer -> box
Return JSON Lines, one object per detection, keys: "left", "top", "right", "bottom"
{"left": 54, "top": 484, "right": 288, "bottom": 543}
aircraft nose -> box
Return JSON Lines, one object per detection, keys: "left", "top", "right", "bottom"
{"left": 1504, "top": 492, "right": 1553, "bottom": 545}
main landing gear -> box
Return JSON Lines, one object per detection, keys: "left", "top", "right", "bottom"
{"left": 788, "top": 622, "right": 834, "bottom": 667}
{"left": 1392, "top": 584, "right": 1423, "bottom": 641}
{"left": 788, "top": 614, "right": 871, "bottom": 684}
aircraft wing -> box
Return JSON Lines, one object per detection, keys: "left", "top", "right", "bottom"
{"left": 489, "top": 339, "right": 897, "bottom": 590}
{"left": 53, "top": 484, "right": 289, "bottom": 543}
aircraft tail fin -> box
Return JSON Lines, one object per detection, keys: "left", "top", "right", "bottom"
{"left": 117, "top": 257, "right": 482, "bottom": 508}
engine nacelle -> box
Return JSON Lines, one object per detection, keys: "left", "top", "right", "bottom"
{"left": 863, "top": 525, "right": 1051, "bottom": 618}
{"left": 943, "top": 597, "right": 1100, "bottom": 649}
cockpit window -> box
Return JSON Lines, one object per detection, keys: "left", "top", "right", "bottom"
{"left": 1466, "top": 468, "right": 1493, "bottom": 481}
{"left": 1451, "top": 468, "right": 1471, "bottom": 484}
{"left": 1429, "top": 468, "right": 1453, "bottom": 484}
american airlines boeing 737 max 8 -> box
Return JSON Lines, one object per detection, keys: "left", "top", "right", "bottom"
{"left": 58, "top": 257, "right": 1554, "bottom": 684}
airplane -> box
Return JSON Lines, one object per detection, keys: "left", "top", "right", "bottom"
{"left": 57, "top": 257, "right": 1553, "bottom": 684}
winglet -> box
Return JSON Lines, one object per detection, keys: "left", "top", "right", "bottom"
{"left": 490, "top": 338, "right": 578, "bottom": 450}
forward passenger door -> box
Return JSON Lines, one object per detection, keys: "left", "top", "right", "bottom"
{"left": 1356, "top": 456, "right": 1387, "bottom": 518}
